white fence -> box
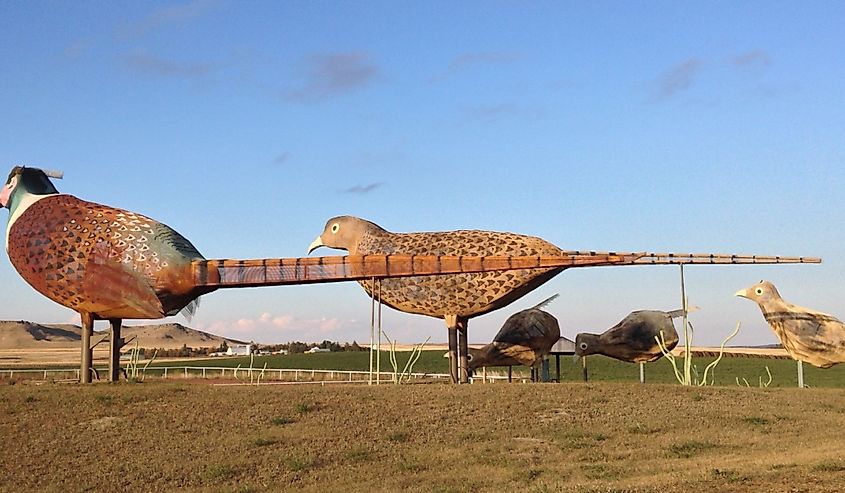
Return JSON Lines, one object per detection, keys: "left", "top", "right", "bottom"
{"left": 0, "top": 366, "right": 525, "bottom": 383}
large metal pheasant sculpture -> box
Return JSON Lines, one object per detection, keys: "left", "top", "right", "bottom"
{"left": 309, "top": 215, "right": 821, "bottom": 382}
{"left": 2, "top": 166, "right": 625, "bottom": 382}
{"left": 308, "top": 215, "right": 568, "bottom": 382}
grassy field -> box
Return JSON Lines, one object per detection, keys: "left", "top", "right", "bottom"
{"left": 137, "top": 350, "right": 845, "bottom": 388}
{"left": 4, "top": 350, "right": 845, "bottom": 388}
{"left": 1, "top": 380, "right": 844, "bottom": 492}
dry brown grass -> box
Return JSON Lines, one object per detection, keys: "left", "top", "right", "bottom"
{"left": 1, "top": 381, "right": 844, "bottom": 492}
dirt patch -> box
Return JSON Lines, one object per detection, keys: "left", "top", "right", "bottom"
{"left": 1, "top": 381, "right": 844, "bottom": 492}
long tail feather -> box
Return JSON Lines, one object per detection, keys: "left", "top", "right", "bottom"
{"left": 564, "top": 251, "right": 821, "bottom": 265}
{"left": 192, "top": 253, "right": 633, "bottom": 289}
{"left": 190, "top": 250, "right": 821, "bottom": 289}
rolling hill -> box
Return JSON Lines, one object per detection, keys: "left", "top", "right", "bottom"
{"left": 0, "top": 321, "right": 244, "bottom": 350}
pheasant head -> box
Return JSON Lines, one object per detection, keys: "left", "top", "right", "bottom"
{"left": 308, "top": 215, "right": 385, "bottom": 255}
{"left": 1, "top": 166, "right": 61, "bottom": 213}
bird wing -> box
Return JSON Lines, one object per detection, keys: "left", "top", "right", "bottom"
{"left": 491, "top": 342, "right": 539, "bottom": 367}
{"left": 358, "top": 229, "right": 565, "bottom": 318}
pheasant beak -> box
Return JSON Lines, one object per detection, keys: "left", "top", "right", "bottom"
{"left": 734, "top": 288, "right": 749, "bottom": 299}
{"left": 307, "top": 236, "right": 324, "bottom": 254}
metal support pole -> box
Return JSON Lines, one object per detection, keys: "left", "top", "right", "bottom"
{"left": 508, "top": 365, "right": 513, "bottom": 383}
{"left": 108, "top": 319, "right": 122, "bottom": 382}
{"left": 797, "top": 360, "right": 804, "bottom": 388}
{"left": 680, "top": 264, "right": 691, "bottom": 385}
{"left": 369, "top": 278, "right": 375, "bottom": 385}
{"left": 447, "top": 325, "right": 458, "bottom": 383}
{"left": 639, "top": 362, "right": 645, "bottom": 384}
{"left": 458, "top": 322, "right": 469, "bottom": 384}
{"left": 555, "top": 354, "right": 561, "bottom": 383}
{"left": 376, "top": 280, "right": 382, "bottom": 385}
{"left": 80, "top": 314, "right": 93, "bottom": 384}
{"left": 581, "top": 356, "right": 588, "bottom": 382}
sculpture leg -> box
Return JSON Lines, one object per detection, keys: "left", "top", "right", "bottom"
{"left": 447, "top": 325, "right": 458, "bottom": 383}
{"left": 80, "top": 313, "right": 94, "bottom": 384}
{"left": 457, "top": 319, "right": 469, "bottom": 384}
{"left": 108, "top": 319, "right": 123, "bottom": 382}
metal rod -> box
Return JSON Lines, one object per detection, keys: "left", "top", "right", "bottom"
{"left": 458, "top": 320, "right": 468, "bottom": 384}
{"left": 108, "top": 319, "right": 122, "bottom": 382}
{"left": 681, "top": 264, "right": 692, "bottom": 385}
{"left": 369, "top": 277, "right": 375, "bottom": 385}
{"left": 80, "top": 315, "right": 92, "bottom": 384}
{"left": 448, "top": 327, "right": 458, "bottom": 383}
{"left": 376, "top": 279, "right": 382, "bottom": 385}
{"left": 797, "top": 360, "right": 805, "bottom": 388}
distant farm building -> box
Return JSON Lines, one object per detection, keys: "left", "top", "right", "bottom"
{"left": 307, "top": 347, "right": 331, "bottom": 354}
{"left": 226, "top": 344, "right": 254, "bottom": 356}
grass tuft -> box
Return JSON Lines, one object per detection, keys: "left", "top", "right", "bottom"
{"left": 205, "top": 464, "right": 237, "bottom": 481}
{"left": 812, "top": 460, "right": 845, "bottom": 472}
{"left": 667, "top": 440, "right": 717, "bottom": 458}
{"left": 284, "top": 456, "right": 314, "bottom": 472}
{"left": 710, "top": 468, "right": 749, "bottom": 483}
{"left": 388, "top": 431, "right": 410, "bottom": 442}
{"left": 270, "top": 416, "right": 294, "bottom": 426}
{"left": 252, "top": 437, "right": 277, "bottom": 447}
{"left": 346, "top": 447, "right": 374, "bottom": 462}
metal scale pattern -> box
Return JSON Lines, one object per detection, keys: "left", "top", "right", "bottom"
{"left": 7, "top": 194, "right": 203, "bottom": 320}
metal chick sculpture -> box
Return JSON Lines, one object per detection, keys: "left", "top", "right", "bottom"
{"left": 1, "top": 166, "right": 627, "bottom": 383}
{"left": 466, "top": 294, "right": 562, "bottom": 375}
{"left": 575, "top": 309, "right": 688, "bottom": 363}
{"left": 736, "top": 280, "right": 845, "bottom": 368}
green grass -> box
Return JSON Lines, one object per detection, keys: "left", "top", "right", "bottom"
{"left": 132, "top": 350, "right": 845, "bottom": 387}
{"left": 9, "top": 349, "right": 845, "bottom": 388}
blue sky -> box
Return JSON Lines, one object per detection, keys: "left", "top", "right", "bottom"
{"left": 1, "top": 1, "right": 844, "bottom": 347}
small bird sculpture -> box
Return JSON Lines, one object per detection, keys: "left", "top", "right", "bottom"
{"left": 3, "top": 167, "right": 602, "bottom": 383}
{"left": 575, "top": 309, "right": 686, "bottom": 363}
{"left": 736, "top": 280, "right": 845, "bottom": 368}
{"left": 467, "top": 294, "right": 561, "bottom": 373}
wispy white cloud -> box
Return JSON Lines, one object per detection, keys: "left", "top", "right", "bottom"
{"left": 731, "top": 49, "right": 772, "bottom": 68}
{"left": 118, "top": 0, "right": 220, "bottom": 40}
{"left": 341, "top": 182, "right": 383, "bottom": 194}
{"left": 461, "top": 102, "right": 544, "bottom": 122}
{"left": 652, "top": 58, "right": 703, "bottom": 101}
{"left": 273, "top": 152, "right": 291, "bottom": 164}
{"left": 199, "top": 312, "right": 347, "bottom": 343}
{"left": 64, "top": 40, "right": 89, "bottom": 59}
{"left": 431, "top": 51, "right": 521, "bottom": 82}
{"left": 285, "top": 52, "right": 379, "bottom": 103}
{"left": 123, "top": 52, "right": 212, "bottom": 78}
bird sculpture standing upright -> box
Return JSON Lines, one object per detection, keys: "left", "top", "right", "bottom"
{"left": 2, "top": 166, "right": 617, "bottom": 383}
{"left": 308, "top": 215, "right": 568, "bottom": 382}
{"left": 736, "top": 280, "right": 845, "bottom": 368}
{"left": 466, "top": 294, "right": 561, "bottom": 374}
{"left": 575, "top": 309, "right": 686, "bottom": 363}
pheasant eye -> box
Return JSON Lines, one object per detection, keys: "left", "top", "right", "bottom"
{"left": 331, "top": 224, "right": 340, "bottom": 234}
{"left": 755, "top": 288, "right": 764, "bottom": 295}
